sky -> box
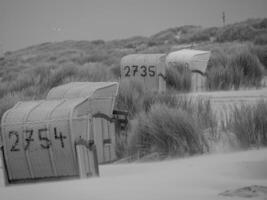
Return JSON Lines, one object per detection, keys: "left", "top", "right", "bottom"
{"left": 0, "top": 0, "right": 267, "bottom": 52}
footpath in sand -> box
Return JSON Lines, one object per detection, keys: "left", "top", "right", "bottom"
{"left": 0, "top": 148, "right": 267, "bottom": 200}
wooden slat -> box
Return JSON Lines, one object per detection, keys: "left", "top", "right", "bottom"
{"left": 109, "top": 122, "right": 117, "bottom": 161}
{"left": 93, "top": 118, "right": 104, "bottom": 163}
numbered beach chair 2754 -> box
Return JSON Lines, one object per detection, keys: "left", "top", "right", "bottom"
{"left": 0, "top": 98, "right": 99, "bottom": 185}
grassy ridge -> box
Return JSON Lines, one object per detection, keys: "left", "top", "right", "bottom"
{"left": 0, "top": 19, "right": 266, "bottom": 102}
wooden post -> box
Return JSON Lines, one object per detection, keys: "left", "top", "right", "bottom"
{"left": 75, "top": 138, "right": 99, "bottom": 178}
{"left": 0, "top": 146, "right": 9, "bottom": 186}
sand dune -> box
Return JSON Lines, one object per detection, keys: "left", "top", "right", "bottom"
{"left": 1, "top": 148, "right": 267, "bottom": 200}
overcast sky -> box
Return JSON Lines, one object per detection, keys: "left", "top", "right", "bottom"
{"left": 1, "top": 0, "right": 267, "bottom": 51}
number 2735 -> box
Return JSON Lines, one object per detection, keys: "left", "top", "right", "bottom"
{"left": 124, "top": 65, "right": 156, "bottom": 77}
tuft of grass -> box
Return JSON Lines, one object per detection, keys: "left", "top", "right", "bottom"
{"left": 165, "top": 63, "right": 191, "bottom": 91}
{"left": 206, "top": 47, "right": 228, "bottom": 70}
{"left": 77, "top": 62, "right": 115, "bottom": 82}
{"left": 47, "top": 62, "right": 79, "bottom": 88}
{"left": 225, "top": 101, "right": 267, "bottom": 148}
{"left": 115, "top": 83, "right": 216, "bottom": 158}
{"left": 254, "top": 34, "right": 267, "bottom": 45}
{"left": 206, "top": 45, "right": 264, "bottom": 90}
{"left": 109, "top": 64, "right": 121, "bottom": 78}
{"left": 206, "top": 65, "right": 234, "bottom": 90}
{"left": 115, "top": 79, "right": 147, "bottom": 117}
{"left": 252, "top": 45, "right": 267, "bottom": 70}
{"left": 116, "top": 79, "right": 216, "bottom": 127}
{"left": 229, "top": 48, "right": 264, "bottom": 87}
{"left": 128, "top": 103, "right": 204, "bottom": 157}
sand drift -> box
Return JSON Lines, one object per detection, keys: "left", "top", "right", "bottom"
{"left": 1, "top": 148, "right": 267, "bottom": 200}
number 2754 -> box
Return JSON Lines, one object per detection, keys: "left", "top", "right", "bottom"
{"left": 8, "top": 127, "right": 67, "bottom": 152}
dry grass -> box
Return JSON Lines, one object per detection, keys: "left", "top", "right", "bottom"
{"left": 115, "top": 79, "right": 147, "bottom": 117}
{"left": 116, "top": 85, "right": 216, "bottom": 158}
{"left": 128, "top": 103, "right": 204, "bottom": 157}
{"left": 0, "top": 61, "right": 116, "bottom": 119}
{"left": 165, "top": 63, "right": 191, "bottom": 91}
{"left": 225, "top": 100, "right": 267, "bottom": 148}
{"left": 206, "top": 45, "right": 265, "bottom": 90}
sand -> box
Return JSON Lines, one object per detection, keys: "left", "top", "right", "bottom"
{"left": 0, "top": 148, "right": 267, "bottom": 200}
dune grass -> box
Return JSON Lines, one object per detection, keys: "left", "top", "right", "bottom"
{"left": 225, "top": 100, "right": 267, "bottom": 148}
{"left": 128, "top": 103, "right": 204, "bottom": 157}
{"left": 115, "top": 79, "right": 147, "bottom": 117}
{"left": 115, "top": 80, "right": 216, "bottom": 158}
{"left": 165, "top": 63, "right": 192, "bottom": 91}
{"left": 206, "top": 45, "right": 265, "bottom": 90}
{"left": 116, "top": 78, "right": 267, "bottom": 159}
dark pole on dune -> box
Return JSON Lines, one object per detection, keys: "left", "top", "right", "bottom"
{"left": 222, "top": 11, "right": 226, "bottom": 27}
